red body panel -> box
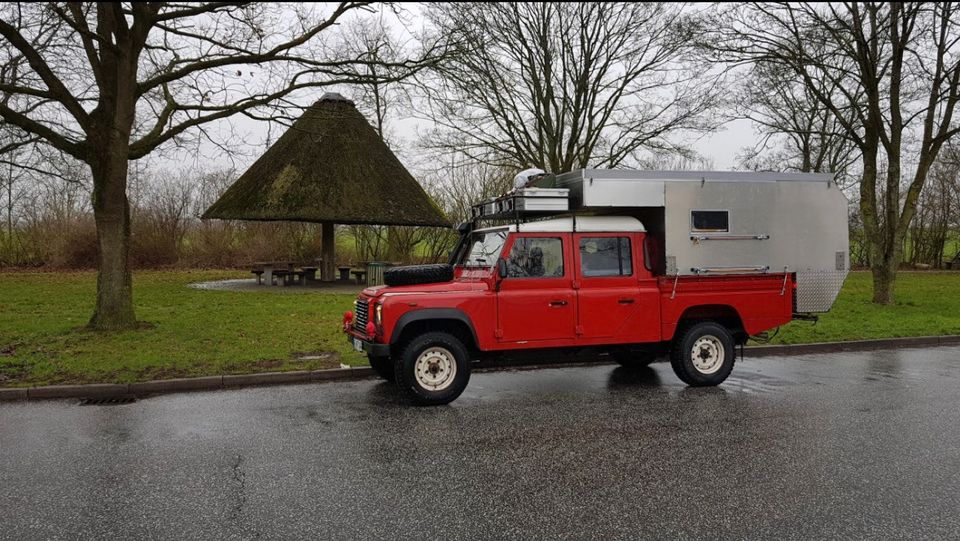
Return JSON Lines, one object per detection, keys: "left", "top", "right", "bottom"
{"left": 346, "top": 232, "right": 794, "bottom": 352}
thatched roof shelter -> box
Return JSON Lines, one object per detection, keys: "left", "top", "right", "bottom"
{"left": 202, "top": 93, "right": 449, "bottom": 227}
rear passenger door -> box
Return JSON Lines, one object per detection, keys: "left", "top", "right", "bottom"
{"left": 574, "top": 233, "right": 641, "bottom": 341}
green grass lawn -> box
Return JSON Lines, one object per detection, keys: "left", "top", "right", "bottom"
{"left": 771, "top": 271, "right": 960, "bottom": 343}
{"left": 1, "top": 269, "right": 959, "bottom": 387}
{"left": 0, "top": 270, "right": 365, "bottom": 387}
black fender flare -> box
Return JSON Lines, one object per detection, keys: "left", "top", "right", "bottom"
{"left": 389, "top": 308, "right": 480, "bottom": 348}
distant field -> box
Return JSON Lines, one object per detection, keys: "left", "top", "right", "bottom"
{"left": 1, "top": 270, "right": 959, "bottom": 387}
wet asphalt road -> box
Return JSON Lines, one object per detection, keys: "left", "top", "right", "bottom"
{"left": 2, "top": 346, "right": 960, "bottom": 540}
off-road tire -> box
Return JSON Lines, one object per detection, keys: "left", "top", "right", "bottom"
{"left": 613, "top": 349, "right": 658, "bottom": 369}
{"left": 670, "top": 321, "right": 735, "bottom": 386}
{"left": 383, "top": 264, "right": 454, "bottom": 287}
{"left": 394, "top": 331, "right": 471, "bottom": 406}
{"left": 368, "top": 354, "right": 395, "bottom": 382}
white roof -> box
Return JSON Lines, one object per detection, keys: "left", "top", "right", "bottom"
{"left": 476, "top": 216, "right": 645, "bottom": 234}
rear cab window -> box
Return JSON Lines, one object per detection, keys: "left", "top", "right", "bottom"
{"left": 579, "top": 237, "right": 633, "bottom": 277}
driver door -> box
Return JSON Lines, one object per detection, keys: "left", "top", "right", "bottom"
{"left": 496, "top": 234, "right": 576, "bottom": 343}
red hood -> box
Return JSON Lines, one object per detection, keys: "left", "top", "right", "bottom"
{"left": 361, "top": 278, "right": 490, "bottom": 298}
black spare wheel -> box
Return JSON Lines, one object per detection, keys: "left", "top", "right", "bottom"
{"left": 383, "top": 264, "right": 454, "bottom": 287}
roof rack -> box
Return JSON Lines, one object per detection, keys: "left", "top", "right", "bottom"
{"left": 469, "top": 188, "right": 571, "bottom": 228}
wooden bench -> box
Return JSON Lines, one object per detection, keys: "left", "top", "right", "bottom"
{"left": 272, "top": 269, "right": 291, "bottom": 286}
{"left": 251, "top": 269, "right": 265, "bottom": 285}
{"left": 302, "top": 267, "right": 318, "bottom": 282}
{"left": 338, "top": 266, "right": 352, "bottom": 281}
{"left": 350, "top": 269, "right": 367, "bottom": 285}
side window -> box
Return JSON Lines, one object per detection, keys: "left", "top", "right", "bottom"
{"left": 580, "top": 237, "right": 632, "bottom": 277}
{"left": 505, "top": 237, "right": 564, "bottom": 278}
{"left": 691, "top": 210, "right": 729, "bottom": 232}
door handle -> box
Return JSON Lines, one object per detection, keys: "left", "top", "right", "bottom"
{"left": 549, "top": 300, "right": 568, "bottom": 307}
{"left": 617, "top": 298, "right": 635, "bottom": 304}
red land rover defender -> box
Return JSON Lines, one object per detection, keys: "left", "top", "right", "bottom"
{"left": 344, "top": 169, "right": 848, "bottom": 405}
{"left": 344, "top": 216, "right": 794, "bottom": 405}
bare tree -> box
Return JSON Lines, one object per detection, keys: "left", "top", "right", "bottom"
{"left": 0, "top": 2, "right": 442, "bottom": 329}
{"left": 338, "top": 17, "right": 425, "bottom": 263}
{"left": 136, "top": 169, "right": 195, "bottom": 264}
{"left": 418, "top": 2, "right": 723, "bottom": 172}
{"left": 734, "top": 62, "right": 859, "bottom": 183}
{"left": 0, "top": 125, "right": 33, "bottom": 245}
{"left": 713, "top": 2, "right": 960, "bottom": 304}
{"left": 338, "top": 15, "right": 412, "bottom": 146}
{"left": 909, "top": 145, "right": 960, "bottom": 266}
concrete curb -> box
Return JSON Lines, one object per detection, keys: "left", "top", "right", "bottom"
{"left": 1, "top": 335, "right": 958, "bottom": 402}
{"left": 746, "top": 334, "right": 960, "bottom": 357}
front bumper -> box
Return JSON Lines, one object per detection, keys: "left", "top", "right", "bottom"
{"left": 345, "top": 333, "right": 390, "bottom": 357}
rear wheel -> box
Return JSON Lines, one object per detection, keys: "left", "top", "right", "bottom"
{"left": 368, "top": 354, "right": 395, "bottom": 382}
{"left": 670, "top": 322, "right": 735, "bottom": 386}
{"left": 395, "top": 332, "right": 471, "bottom": 406}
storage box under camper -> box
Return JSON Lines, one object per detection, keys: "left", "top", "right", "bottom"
{"left": 469, "top": 169, "right": 849, "bottom": 313}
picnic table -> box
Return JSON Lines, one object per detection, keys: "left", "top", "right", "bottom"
{"left": 252, "top": 262, "right": 320, "bottom": 286}
{"left": 252, "top": 261, "right": 293, "bottom": 285}
{"left": 348, "top": 269, "right": 365, "bottom": 284}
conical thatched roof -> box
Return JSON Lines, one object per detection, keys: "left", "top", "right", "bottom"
{"left": 202, "top": 93, "right": 450, "bottom": 227}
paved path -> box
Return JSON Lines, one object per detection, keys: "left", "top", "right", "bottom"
{"left": 188, "top": 278, "right": 362, "bottom": 294}
{"left": 2, "top": 346, "right": 960, "bottom": 539}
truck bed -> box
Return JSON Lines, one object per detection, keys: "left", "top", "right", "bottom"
{"left": 657, "top": 273, "right": 794, "bottom": 340}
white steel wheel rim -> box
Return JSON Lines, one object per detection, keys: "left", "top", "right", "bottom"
{"left": 414, "top": 346, "right": 457, "bottom": 391}
{"left": 691, "top": 335, "right": 725, "bottom": 374}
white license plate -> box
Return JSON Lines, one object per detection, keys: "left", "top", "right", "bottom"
{"left": 353, "top": 338, "right": 364, "bottom": 352}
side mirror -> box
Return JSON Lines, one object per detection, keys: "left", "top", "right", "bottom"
{"left": 497, "top": 258, "right": 507, "bottom": 279}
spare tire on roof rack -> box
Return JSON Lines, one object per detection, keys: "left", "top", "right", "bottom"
{"left": 384, "top": 264, "right": 454, "bottom": 287}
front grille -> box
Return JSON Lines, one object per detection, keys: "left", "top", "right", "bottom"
{"left": 354, "top": 298, "right": 369, "bottom": 330}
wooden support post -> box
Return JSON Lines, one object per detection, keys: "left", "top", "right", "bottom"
{"left": 321, "top": 222, "right": 336, "bottom": 282}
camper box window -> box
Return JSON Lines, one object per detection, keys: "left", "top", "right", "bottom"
{"left": 691, "top": 210, "right": 729, "bottom": 232}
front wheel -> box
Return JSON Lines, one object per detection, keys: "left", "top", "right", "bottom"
{"left": 670, "top": 322, "right": 735, "bottom": 386}
{"left": 395, "top": 332, "right": 471, "bottom": 406}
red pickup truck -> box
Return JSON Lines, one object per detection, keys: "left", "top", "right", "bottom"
{"left": 345, "top": 216, "right": 795, "bottom": 405}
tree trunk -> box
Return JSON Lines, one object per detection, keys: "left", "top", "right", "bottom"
{"left": 321, "top": 221, "right": 335, "bottom": 282}
{"left": 871, "top": 254, "right": 897, "bottom": 305}
{"left": 858, "top": 143, "right": 897, "bottom": 305}
{"left": 88, "top": 144, "right": 136, "bottom": 330}
{"left": 387, "top": 227, "right": 410, "bottom": 263}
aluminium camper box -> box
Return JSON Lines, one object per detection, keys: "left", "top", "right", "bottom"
{"left": 472, "top": 169, "right": 850, "bottom": 313}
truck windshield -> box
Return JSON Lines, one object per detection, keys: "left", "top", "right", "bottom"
{"left": 460, "top": 230, "right": 508, "bottom": 267}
